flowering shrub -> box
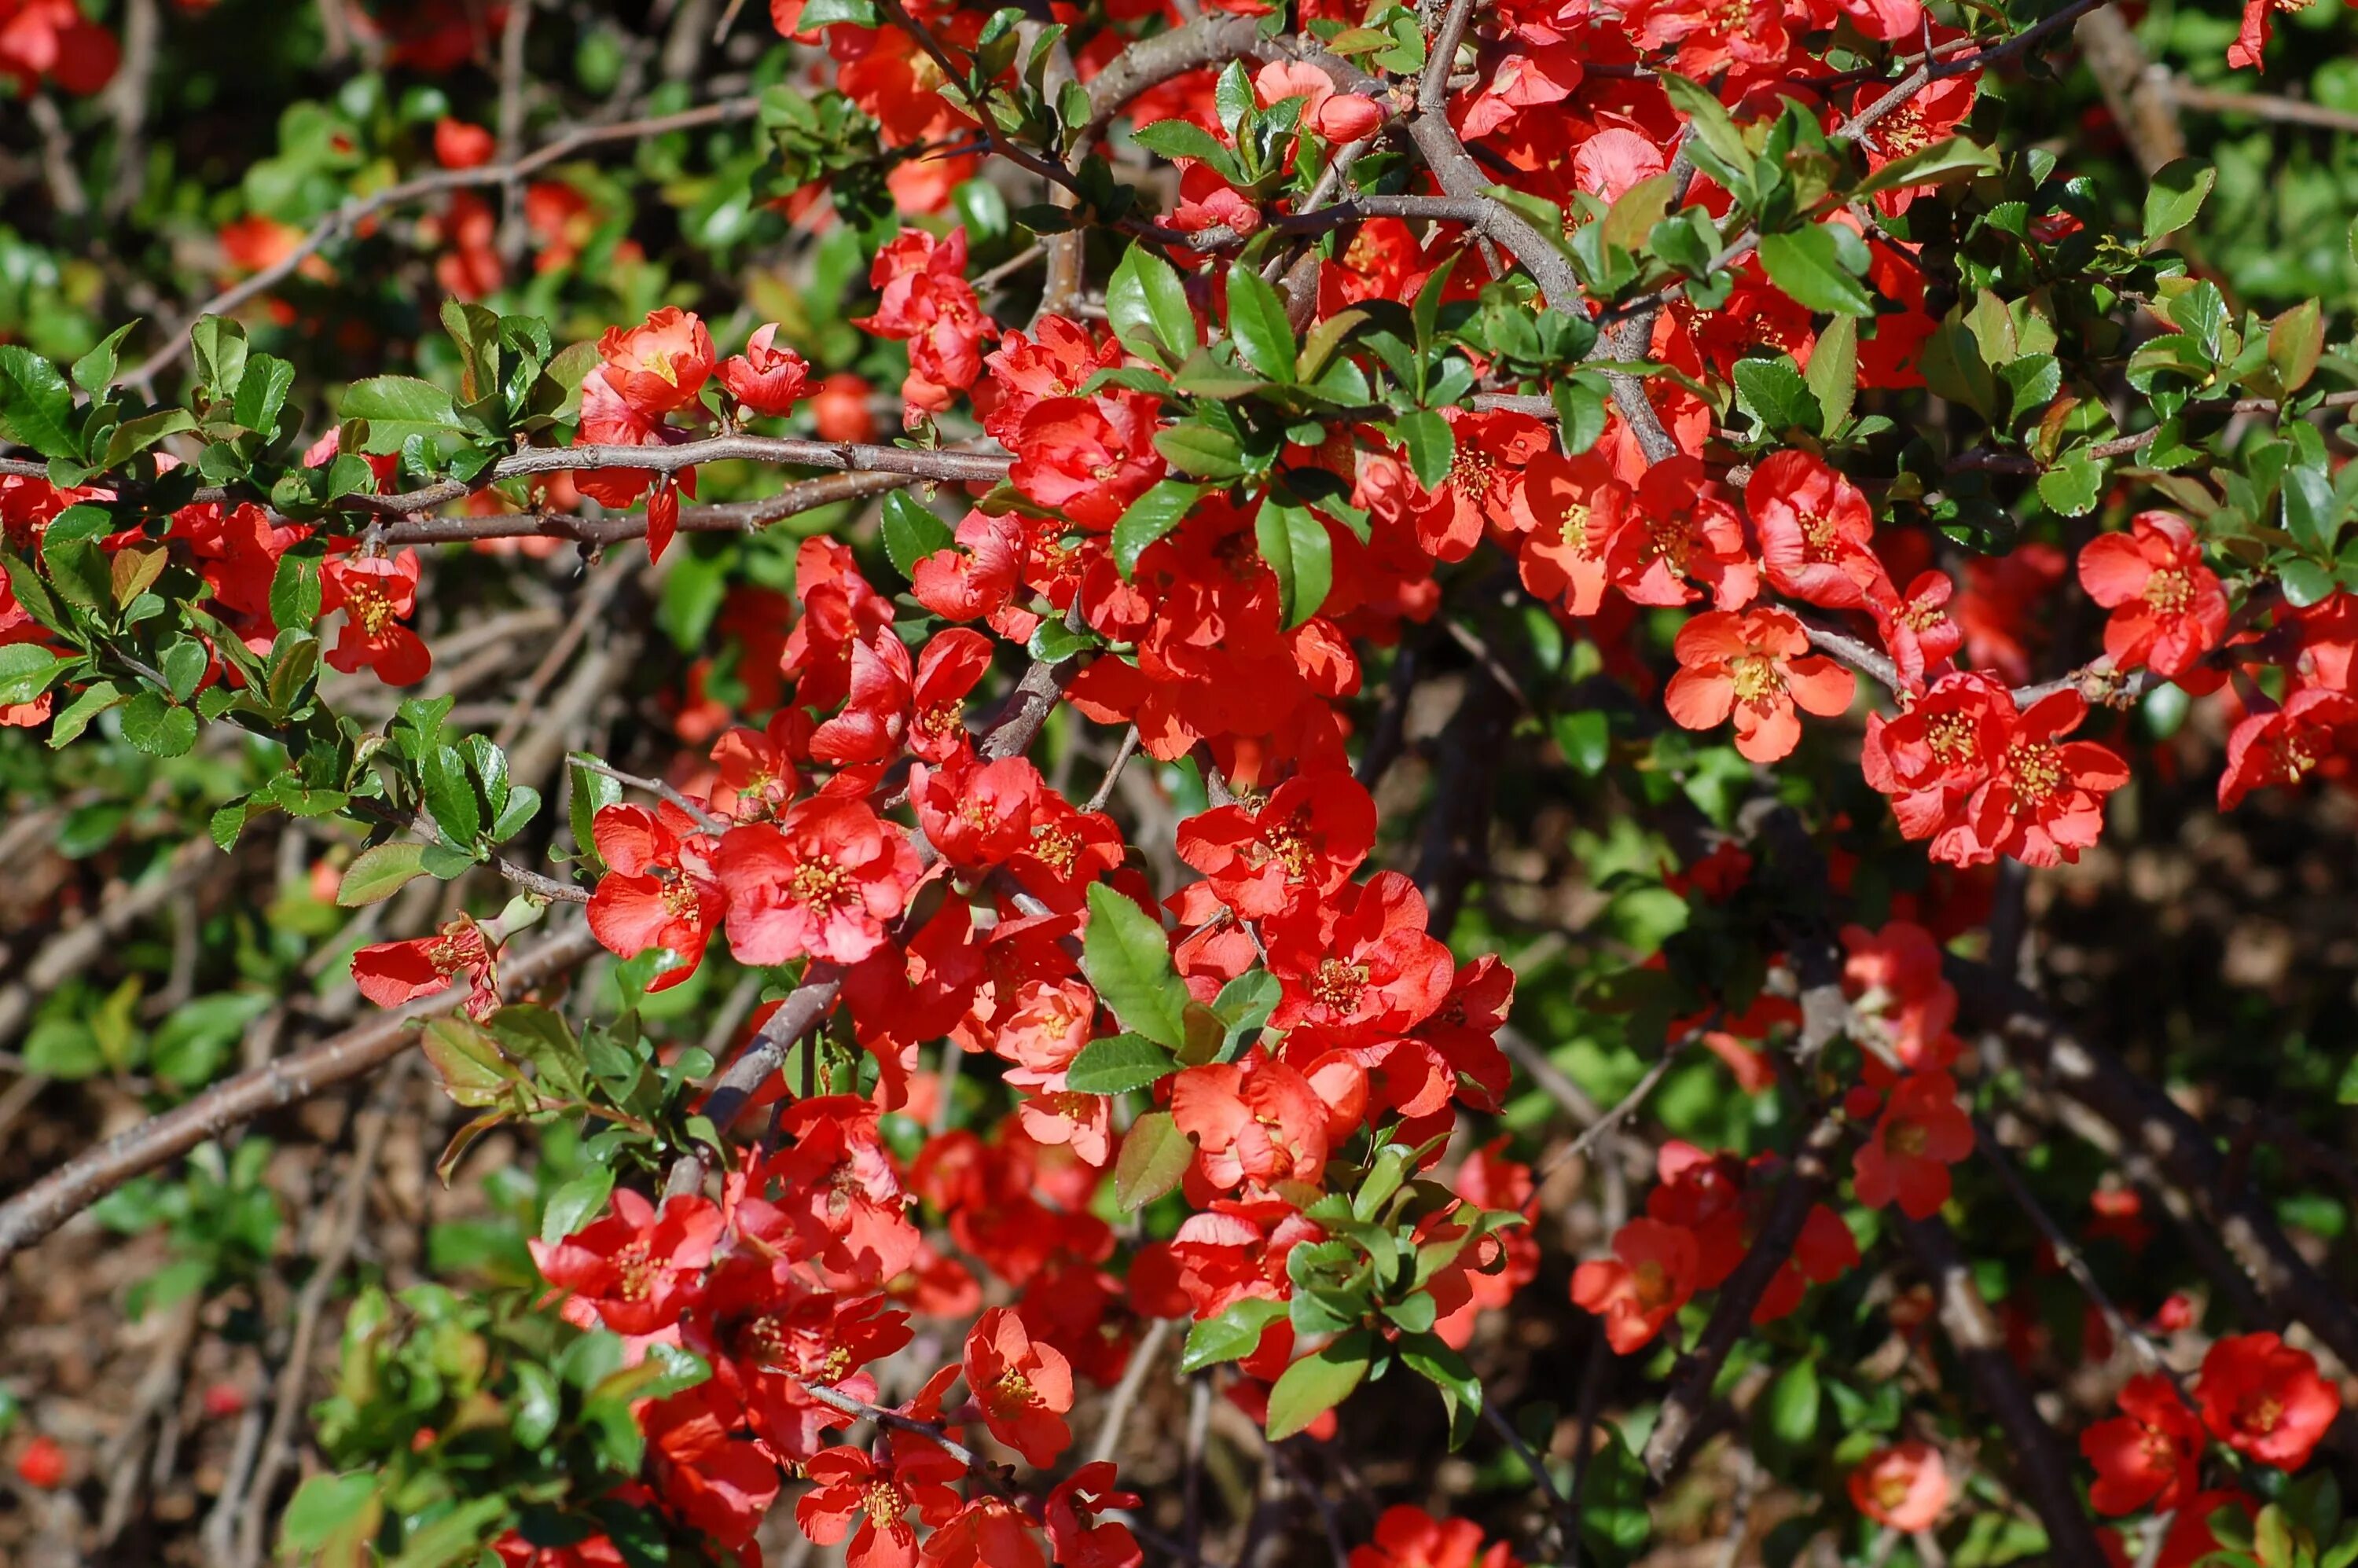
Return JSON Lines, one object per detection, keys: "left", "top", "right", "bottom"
{"left": 4, "top": 0, "right": 2358, "bottom": 1566}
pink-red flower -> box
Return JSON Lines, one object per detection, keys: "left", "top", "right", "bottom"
{"left": 322, "top": 552, "right": 430, "bottom": 686}
{"left": 2081, "top": 1372, "right": 2205, "bottom": 1515}
{"left": 963, "top": 1306, "right": 1075, "bottom": 1466}
{"left": 1570, "top": 1217, "right": 1699, "bottom": 1353}
{"left": 2195, "top": 1332, "right": 2341, "bottom": 1471}
{"left": 717, "top": 322, "right": 812, "bottom": 417}
{"left": 2076, "top": 512, "right": 2228, "bottom": 680}
{"left": 1849, "top": 1441, "right": 1948, "bottom": 1531}
{"left": 1665, "top": 608, "right": 1856, "bottom": 762}
{"left": 597, "top": 307, "right": 715, "bottom": 418}
{"left": 1850, "top": 1070, "right": 1973, "bottom": 1219}
{"left": 528, "top": 1188, "right": 722, "bottom": 1337}
{"left": 716, "top": 797, "right": 924, "bottom": 965}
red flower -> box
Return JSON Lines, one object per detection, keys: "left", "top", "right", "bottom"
{"left": 924, "top": 1498, "right": 1047, "bottom": 1568}
{"left": 1171, "top": 1049, "right": 1333, "bottom": 1191}
{"left": 586, "top": 802, "right": 725, "bottom": 991}
{"left": 527, "top": 1188, "right": 722, "bottom": 1337}
{"left": 2195, "top": 1332, "right": 2341, "bottom": 1471}
{"left": 1960, "top": 691, "right": 2129, "bottom": 867}
{"left": 1851, "top": 1070, "right": 1973, "bottom": 1219}
{"left": 1871, "top": 570, "right": 1964, "bottom": 691}
{"left": 1748, "top": 450, "right": 1890, "bottom": 610}
{"left": 13, "top": 1434, "right": 66, "bottom": 1489}
{"left": 596, "top": 306, "right": 715, "bottom": 418}
{"left": 1848, "top": 1441, "right": 1948, "bottom": 1531}
{"left": 1860, "top": 670, "right": 2015, "bottom": 848}
{"left": 1265, "top": 872, "right": 1456, "bottom": 1045}
{"left": 1008, "top": 394, "right": 1166, "bottom": 533}
{"left": 2081, "top": 1372, "right": 2205, "bottom": 1515}
{"left": 913, "top": 756, "right": 1043, "bottom": 869}
{"left": 797, "top": 1443, "right": 964, "bottom": 1568}
{"left": 749, "top": 1096, "right": 923, "bottom": 1285}
{"left": 571, "top": 362, "right": 667, "bottom": 511}
{"left": 433, "top": 118, "right": 495, "bottom": 169}
{"left": 717, "top": 322, "right": 811, "bottom": 417}
{"left": 1175, "top": 771, "right": 1377, "bottom": 919}
{"left": 322, "top": 551, "right": 430, "bottom": 686}
{"left": 854, "top": 227, "right": 994, "bottom": 414}
{"left": 2076, "top": 512, "right": 2228, "bottom": 679}
{"left": 351, "top": 916, "right": 499, "bottom": 1019}
{"left": 908, "top": 627, "right": 994, "bottom": 763}
{"left": 2219, "top": 687, "right": 2358, "bottom": 810}
{"left": 1513, "top": 448, "right": 1629, "bottom": 617}
{"left": 1570, "top": 1217, "right": 1699, "bottom": 1353}
{"left": 1045, "top": 1463, "right": 1144, "bottom": 1568}
{"left": 1347, "top": 1505, "right": 1519, "bottom": 1568}
{"left": 963, "top": 1306, "right": 1075, "bottom": 1466}
{"left": 0, "top": 0, "right": 118, "bottom": 94}
{"left": 715, "top": 797, "right": 924, "bottom": 965}
{"left": 982, "top": 315, "right": 1125, "bottom": 446}
{"left": 912, "top": 510, "right": 1026, "bottom": 626}
{"left": 1665, "top": 608, "right": 1856, "bottom": 763}
{"left": 1611, "top": 458, "right": 1758, "bottom": 610}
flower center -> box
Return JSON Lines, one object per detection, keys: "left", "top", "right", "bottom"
{"left": 1029, "top": 822, "right": 1081, "bottom": 875}
{"left": 1313, "top": 957, "right": 1370, "bottom": 1013}
{"left": 1730, "top": 655, "right": 1783, "bottom": 707}
{"left": 862, "top": 1482, "right": 905, "bottom": 1527}
{"left": 612, "top": 1239, "right": 655, "bottom": 1302}
{"left": 792, "top": 857, "right": 856, "bottom": 912}
{"left": 346, "top": 580, "right": 395, "bottom": 637}
{"left": 2004, "top": 738, "right": 2066, "bottom": 808}
{"left": 2143, "top": 567, "right": 2194, "bottom": 616}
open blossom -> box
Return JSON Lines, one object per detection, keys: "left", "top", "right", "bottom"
{"left": 352, "top": 916, "right": 498, "bottom": 1017}
{"left": 1171, "top": 1049, "right": 1335, "bottom": 1191}
{"left": 322, "top": 551, "right": 429, "bottom": 685}
{"left": 1871, "top": 570, "right": 1964, "bottom": 690}
{"left": 797, "top": 1443, "right": 964, "bottom": 1568}
{"left": 1251, "top": 59, "right": 1384, "bottom": 143}
{"left": 1850, "top": 1070, "right": 1973, "bottom": 1218}
{"left": 1665, "top": 607, "right": 1857, "bottom": 762}
{"left": 1264, "top": 872, "right": 1456, "bottom": 1044}
{"left": 1960, "top": 690, "right": 2129, "bottom": 867}
{"left": 2076, "top": 512, "right": 2228, "bottom": 680}
{"left": 1007, "top": 393, "right": 1166, "bottom": 533}
{"left": 1748, "top": 450, "right": 1889, "bottom": 609}
{"left": 2081, "top": 1372, "right": 2205, "bottom": 1515}
{"left": 1176, "top": 771, "right": 1376, "bottom": 919}
{"left": 716, "top": 322, "right": 811, "bottom": 417}
{"left": 586, "top": 802, "right": 724, "bottom": 990}
{"left": 1513, "top": 448, "right": 1630, "bottom": 616}
{"left": 1572, "top": 1217, "right": 1699, "bottom": 1352}
{"left": 963, "top": 1306, "right": 1074, "bottom": 1466}
{"left": 2195, "top": 1332, "right": 2341, "bottom": 1471}
{"left": 1348, "top": 1506, "right": 1518, "bottom": 1568}
{"left": 1045, "top": 1463, "right": 1143, "bottom": 1568}
{"left": 2219, "top": 686, "right": 2358, "bottom": 810}
{"left": 528, "top": 1189, "right": 722, "bottom": 1337}
{"left": 597, "top": 307, "right": 715, "bottom": 417}
{"left": 1849, "top": 1441, "right": 1948, "bottom": 1531}
{"left": 716, "top": 797, "right": 924, "bottom": 965}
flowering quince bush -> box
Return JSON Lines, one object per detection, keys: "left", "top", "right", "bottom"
{"left": 11, "top": 2, "right": 2358, "bottom": 1568}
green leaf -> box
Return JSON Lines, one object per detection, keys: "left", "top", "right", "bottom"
{"left": 1851, "top": 135, "right": 1997, "bottom": 198}
{"left": 1113, "top": 479, "right": 1203, "bottom": 577}
{"left": 48, "top": 679, "right": 124, "bottom": 747}
{"left": 120, "top": 692, "right": 197, "bottom": 757}
{"left": 340, "top": 375, "right": 464, "bottom": 454}
{"left": 1765, "top": 1357, "right": 1821, "bottom": 1445}
{"left": 1399, "top": 1334, "right": 1482, "bottom": 1449}
{"left": 1732, "top": 355, "right": 1822, "bottom": 437}
{"left": 1255, "top": 497, "right": 1331, "bottom": 629}
{"left": 1115, "top": 1109, "right": 1194, "bottom": 1209}
{"left": 1181, "top": 1297, "right": 1287, "bottom": 1372}
{"left": 2036, "top": 450, "right": 2105, "bottom": 517}
{"left": 0, "top": 643, "right": 62, "bottom": 707}
{"left": 1757, "top": 226, "right": 1875, "bottom": 317}
{"left": 1132, "top": 119, "right": 1234, "bottom": 165}
{"left": 1225, "top": 266, "right": 1298, "bottom": 382}
{"left": 1552, "top": 376, "right": 1609, "bottom": 456}
{"left": 1393, "top": 409, "right": 1454, "bottom": 490}
{"left": 1805, "top": 313, "right": 1858, "bottom": 433}
{"left": 2143, "top": 158, "right": 2217, "bottom": 247}
{"left": 1065, "top": 1032, "right": 1181, "bottom": 1094}
{"left": 1082, "top": 883, "right": 1189, "bottom": 1048}
{"left": 490, "top": 1004, "right": 590, "bottom": 1101}
{"left": 270, "top": 554, "right": 321, "bottom": 630}
{"left": 71, "top": 324, "right": 138, "bottom": 397}
{"left": 881, "top": 490, "right": 957, "bottom": 578}
{"left": 1265, "top": 1331, "right": 1374, "bottom": 1440}
{"left": 1656, "top": 72, "right": 1750, "bottom": 190}
{"left": 278, "top": 1472, "right": 382, "bottom": 1553}
{"left": 423, "top": 745, "right": 483, "bottom": 846}
{"left": 2338, "top": 1052, "right": 2358, "bottom": 1104}
{"left": 190, "top": 317, "right": 248, "bottom": 399}
{"left": 0, "top": 346, "right": 80, "bottom": 461}
{"left": 1107, "top": 245, "right": 1196, "bottom": 365}
{"left": 232, "top": 353, "right": 297, "bottom": 437}
{"left": 2285, "top": 465, "right": 2341, "bottom": 556}
{"left": 541, "top": 1167, "right": 617, "bottom": 1245}
{"left": 2280, "top": 557, "right": 2337, "bottom": 608}
{"left": 387, "top": 1494, "right": 511, "bottom": 1568}
{"left": 1154, "top": 420, "right": 1250, "bottom": 479}
{"left": 419, "top": 1018, "right": 520, "bottom": 1109}
{"left": 339, "top": 842, "right": 432, "bottom": 907}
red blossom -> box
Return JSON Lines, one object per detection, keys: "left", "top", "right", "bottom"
{"left": 2081, "top": 1372, "right": 2205, "bottom": 1515}
{"left": 1850, "top": 1070, "right": 1974, "bottom": 1219}
{"left": 2076, "top": 512, "right": 2228, "bottom": 680}
{"left": 528, "top": 1188, "right": 722, "bottom": 1338}
{"left": 717, "top": 322, "right": 813, "bottom": 417}
{"left": 1664, "top": 607, "right": 1857, "bottom": 763}
{"left": 321, "top": 551, "right": 430, "bottom": 686}
{"left": 1570, "top": 1217, "right": 1699, "bottom": 1353}
{"left": 2195, "top": 1332, "right": 2341, "bottom": 1471}
{"left": 716, "top": 797, "right": 924, "bottom": 966}
{"left": 1849, "top": 1441, "right": 1948, "bottom": 1531}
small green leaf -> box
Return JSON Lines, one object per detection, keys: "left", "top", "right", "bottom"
{"left": 121, "top": 692, "right": 197, "bottom": 757}
{"left": 1082, "top": 883, "right": 1190, "bottom": 1048}
{"left": 0, "top": 643, "right": 62, "bottom": 707}
{"left": 569, "top": 755, "right": 623, "bottom": 872}
{"left": 1851, "top": 135, "right": 1997, "bottom": 199}
{"left": 1255, "top": 498, "right": 1331, "bottom": 629}
{"left": 277, "top": 1472, "right": 382, "bottom": 1553}
{"left": 1065, "top": 1032, "right": 1181, "bottom": 1094}
{"left": 1112, "top": 479, "right": 1203, "bottom": 577}
{"left": 541, "top": 1167, "right": 618, "bottom": 1245}
{"left": 1757, "top": 225, "right": 1875, "bottom": 317}
{"left": 1181, "top": 1297, "right": 1287, "bottom": 1372}
{"left": 419, "top": 1018, "right": 520, "bottom": 1108}
{"left": 1393, "top": 409, "right": 1454, "bottom": 490}
{"left": 340, "top": 375, "right": 464, "bottom": 454}
{"left": 0, "top": 346, "right": 80, "bottom": 461}
{"left": 2143, "top": 158, "right": 2217, "bottom": 247}
{"left": 1732, "top": 355, "right": 1822, "bottom": 437}
{"left": 1225, "top": 266, "right": 1298, "bottom": 382}
{"left": 881, "top": 490, "right": 957, "bottom": 578}
{"left": 1805, "top": 314, "right": 1858, "bottom": 433}
{"left": 424, "top": 745, "right": 483, "bottom": 846}
{"left": 1115, "top": 1109, "right": 1194, "bottom": 1209}
{"left": 1107, "top": 245, "right": 1196, "bottom": 365}
{"left": 2284, "top": 465, "right": 2341, "bottom": 556}
{"left": 2280, "top": 557, "right": 2337, "bottom": 608}
{"left": 1265, "top": 1331, "right": 1374, "bottom": 1440}
{"left": 1154, "top": 420, "right": 1251, "bottom": 479}
{"left": 1765, "top": 1357, "right": 1822, "bottom": 1445}
{"left": 71, "top": 324, "right": 137, "bottom": 397}
{"left": 2036, "top": 451, "right": 2105, "bottom": 517}
{"left": 339, "top": 842, "right": 432, "bottom": 907}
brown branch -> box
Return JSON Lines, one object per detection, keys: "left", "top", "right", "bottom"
{"left": 0, "top": 920, "right": 601, "bottom": 1263}
{"left": 1901, "top": 1216, "right": 2108, "bottom": 1566}
{"left": 123, "top": 96, "right": 767, "bottom": 390}
{"left": 1641, "top": 1101, "right": 1850, "bottom": 1482}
